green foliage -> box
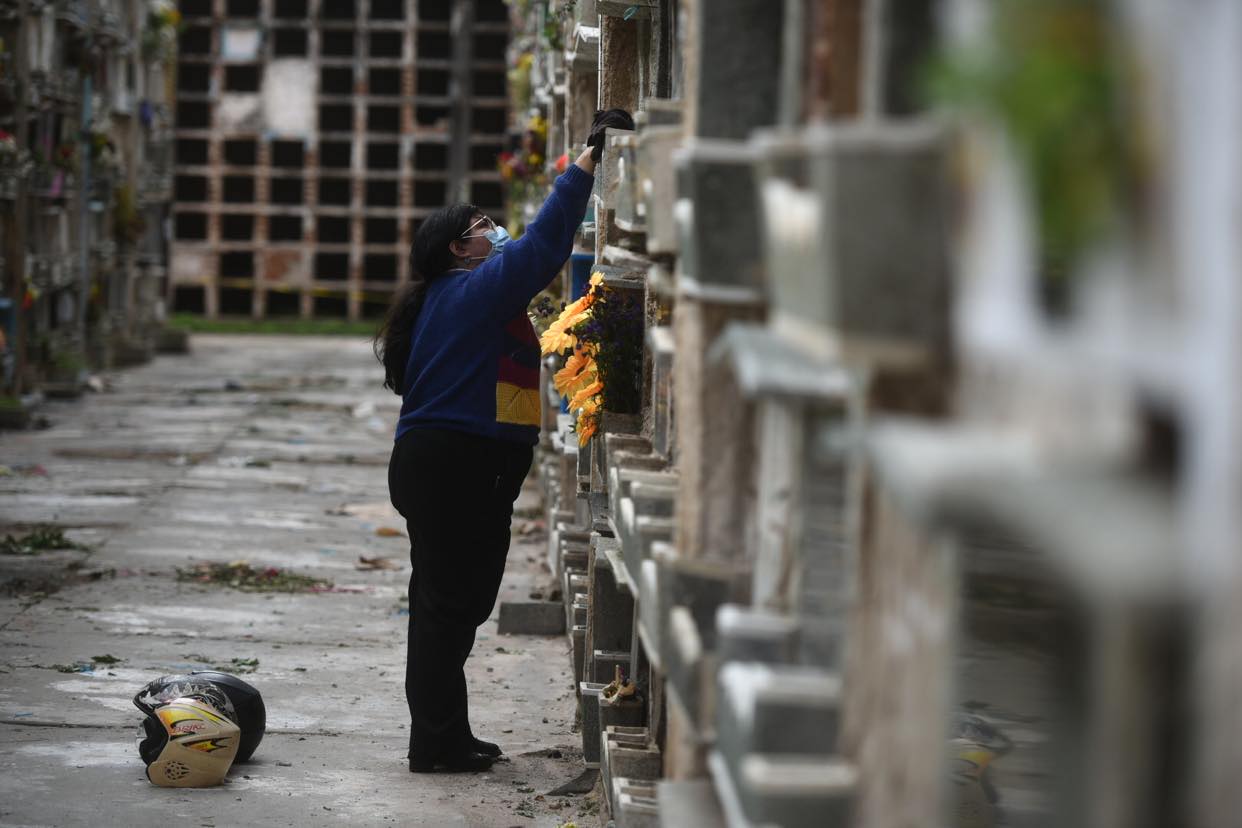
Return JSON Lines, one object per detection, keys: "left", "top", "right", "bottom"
{"left": 927, "top": 0, "right": 1147, "bottom": 269}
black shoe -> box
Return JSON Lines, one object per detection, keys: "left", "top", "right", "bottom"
{"left": 472, "top": 736, "right": 502, "bottom": 758}
{"left": 409, "top": 750, "right": 496, "bottom": 774}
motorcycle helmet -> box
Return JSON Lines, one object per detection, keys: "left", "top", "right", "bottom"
{"left": 138, "top": 696, "right": 240, "bottom": 787}
{"left": 134, "top": 671, "right": 266, "bottom": 762}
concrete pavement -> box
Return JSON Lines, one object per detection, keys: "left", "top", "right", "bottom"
{"left": 0, "top": 335, "right": 595, "bottom": 827}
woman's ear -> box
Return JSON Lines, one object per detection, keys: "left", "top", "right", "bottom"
{"left": 448, "top": 239, "right": 467, "bottom": 260}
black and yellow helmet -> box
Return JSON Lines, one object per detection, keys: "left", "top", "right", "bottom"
{"left": 134, "top": 671, "right": 266, "bottom": 764}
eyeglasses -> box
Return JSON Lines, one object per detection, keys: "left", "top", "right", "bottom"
{"left": 460, "top": 215, "right": 496, "bottom": 239}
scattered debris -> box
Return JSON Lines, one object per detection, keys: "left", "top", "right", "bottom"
{"left": 176, "top": 561, "right": 332, "bottom": 593}
{"left": 356, "top": 555, "right": 401, "bottom": 571}
{"left": 244, "top": 459, "right": 271, "bottom": 468}
{"left": 0, "top": 526, "right": 89, "bottom": 556}
{"left": 374, "top": 526, "right": 404, "bottom": 538}
{"left": 48, "top": 662, "right": 94, "bottom": 674}
{"left": 91, "top": 654, "right": 122, "bottom": 665}
{"left": 0, "top": 463, "right": 48, "bottom": 477}
{"left": 185, "top": 654, "right": 261, "bottom": 674}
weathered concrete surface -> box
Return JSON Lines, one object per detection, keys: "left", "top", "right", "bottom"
{"left": 0, "top": 335, "right": 600, "bottom": 828}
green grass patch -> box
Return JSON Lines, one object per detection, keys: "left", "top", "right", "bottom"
{"left": 166, "top": 314, "right": 381, "bottom": 337}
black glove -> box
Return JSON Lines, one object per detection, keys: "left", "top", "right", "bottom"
{"left": 586, "top": 108, "right": 635, "bottom": 163}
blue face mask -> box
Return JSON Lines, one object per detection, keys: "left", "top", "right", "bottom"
{"left": 482, "top": 225, "right": 510, "bottom": 259}
{"left": 461, "top": 216, "right": 510, "bottom": 264}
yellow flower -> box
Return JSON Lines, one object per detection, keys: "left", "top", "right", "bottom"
{"left": 577, "top": 411, "right": 599, "bottom": 445}
{"left": 568, "top": 380, "right": 603, "bottom": 412}
{"left": 553, "top": 350, "right": 597, "bottom": 397}
{"left": 540, "top": 328, "right": 577, "bottom": 355}
{"left": 539, "top": 294, "right": 595, "bottom": 356}
{"left": 589, "top": 271, "right": 605, "bottom": 288}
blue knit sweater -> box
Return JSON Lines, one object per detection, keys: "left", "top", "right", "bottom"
{"left": 395, "top": 164, "right": 595, "bottom": 445}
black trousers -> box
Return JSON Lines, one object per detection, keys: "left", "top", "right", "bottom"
{"left": 387, "top": 427, "right": 533, "bottom": 762}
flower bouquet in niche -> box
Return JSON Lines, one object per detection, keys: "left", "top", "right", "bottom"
{"left": 540, "top": 272, "right": 644, "bottom": 446}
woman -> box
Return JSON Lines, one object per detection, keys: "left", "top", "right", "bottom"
{"left": 376, "top": 117, "right": 624, "bottom": 773}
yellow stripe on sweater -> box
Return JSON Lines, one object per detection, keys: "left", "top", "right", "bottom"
{"left": 496, "top": 382, "right": 541, "bottom": 427}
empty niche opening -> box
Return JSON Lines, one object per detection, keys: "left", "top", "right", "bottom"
{"left": 365, "top": 217, "right": 397, "bottom": 244}
{"left": 272, "top": 140, "right": 305, "bottom": 168}
{"left": 472, "top": 107, "right": 506, "bottom": 134}
{"left": 223, "top": 139, "right": 257, "bottom": 166}
{"left": 220, "top": 251, "right": 256, "bottom": 278}
{"left": 266, "top": 290, "right": 300, "bottom": 316}
{"left": 274, "top": 0, "right": 308, "bottom": 18}
{"left": 273, "top": 28, "right": 308, "bottom": 56}
{"left": 318, "top": 177, "right": 352, "bottom": 205}
{"left": 222, "top": 176, "right": 256, "bottom": 203}
{"left": 472, "top": 181, "right": 503, "bottom": 208}
{"left": 321, "top": 29, "right": 356, "bottom": 57}
{"left": 473, "top": 70, "right": 505, "bottom": 97}
{"left": 416, "top": 31, "right": 451, "bottom": 60}
{"left": 221, "top": 213, "right": 255, "bottom": 241}
{"left": 369, "top": 67, "right": 401, "bottom": 96}
{"left": 470, "top": 143, "right": 501, "bottom": 171}
{"left": 321, "top": 66, "right": 353, "bottom": 96}
{"left": 321, "top": 0, "right": 355, "bottom": 19}
{"left": 180, "top": 26, "right": 212, "bottom": 55}
{"left": 367, "top": 142, "right": 399, "bottom": 170}
{"left": 177, "top": 63, "right": 211, "bottom": 93}
{"left": 180, "top": 0, "right": 212, "bottom": 18}
{"left": 270, "top": 176, "right": 304, "bottom": 205}
{"left": 174, "top": 212, "right": 208, "bottom": 240}
{"left": 415, "top": 104, "right": 449, "bottom": 129}
{"left": 416, "top": 68, "right": 449, "bottom": 96}
{"left": 176, "top": 139, "right": 209, "bottom": 166}
{"left": 319, "top": 141, "right": 352, "bottom": 168}
{"left": 369, "top": 0, "right": 404, "bottom": 20}
{"left": 319, "top": 104, "right": 354, "bottom": 132}
{"left": 174, "top": 175, "right": 208, "bottom": 202}
{"left": 362, "top": 296, "right": 391, "bottom": 318}
{"left": 317, "top": 215, "right": 351, "bottom": 243}
{"left": 368, "top": 105, "right": 400, "bottom": 133}
{"left": 369, "top": 31, "right": 403, "bottom": 59}
{"left": 473, "top": 33, "right": 507, "bottom": 61}
{"left": 414, "top": 142, "right": 448, "bottom": 171}
{"left": 413, "top": 179, "right": 446, "bottom": 207}
{"left": 176, "top": 101, "right": 211, "bottom": 129}
{"left": 224, "top": 64, "right": 262, "bottom": 92}
{"left": 418, "top": 0, "right": 450, "bottom": 21}
{"left": 315, "top": 252, "right": 350, "bottom": 280}
{"left": 172, "top": 285, "right": 205, "bottom": 313}
{"left": 366, "top": 179, "right": 399, "bottom": 207}
{"left": 219, "top": 287, "right": 253, "bottom": 315}
{"left": 269, "top": 215, "right": 304, "bottom": 241}
{"left": 314, "top": 293, "right": 348, "bottom": 316}
{"left": 226, "top": 0, "right": 259, "bottom": 17}
{"left": 364, "top": 253, "right": 398, "bottom": 281}
{"left": 475, "top": 0, "right": 509, "bottom": 22}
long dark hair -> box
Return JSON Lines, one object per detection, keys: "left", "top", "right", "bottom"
{"left": 373, "top": 203, "right": 479, "bottom": 393}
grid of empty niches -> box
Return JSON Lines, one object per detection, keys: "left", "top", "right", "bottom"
{"left": 170, "top": 0, "right": 510, "bottom": 319}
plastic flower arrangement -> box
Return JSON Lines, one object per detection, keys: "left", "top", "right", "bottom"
{"left": 540, "top": 272, "right": 644, "bottom": 446}
{"left": 142, "top": 0, "right": 183, "bottom": 62}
